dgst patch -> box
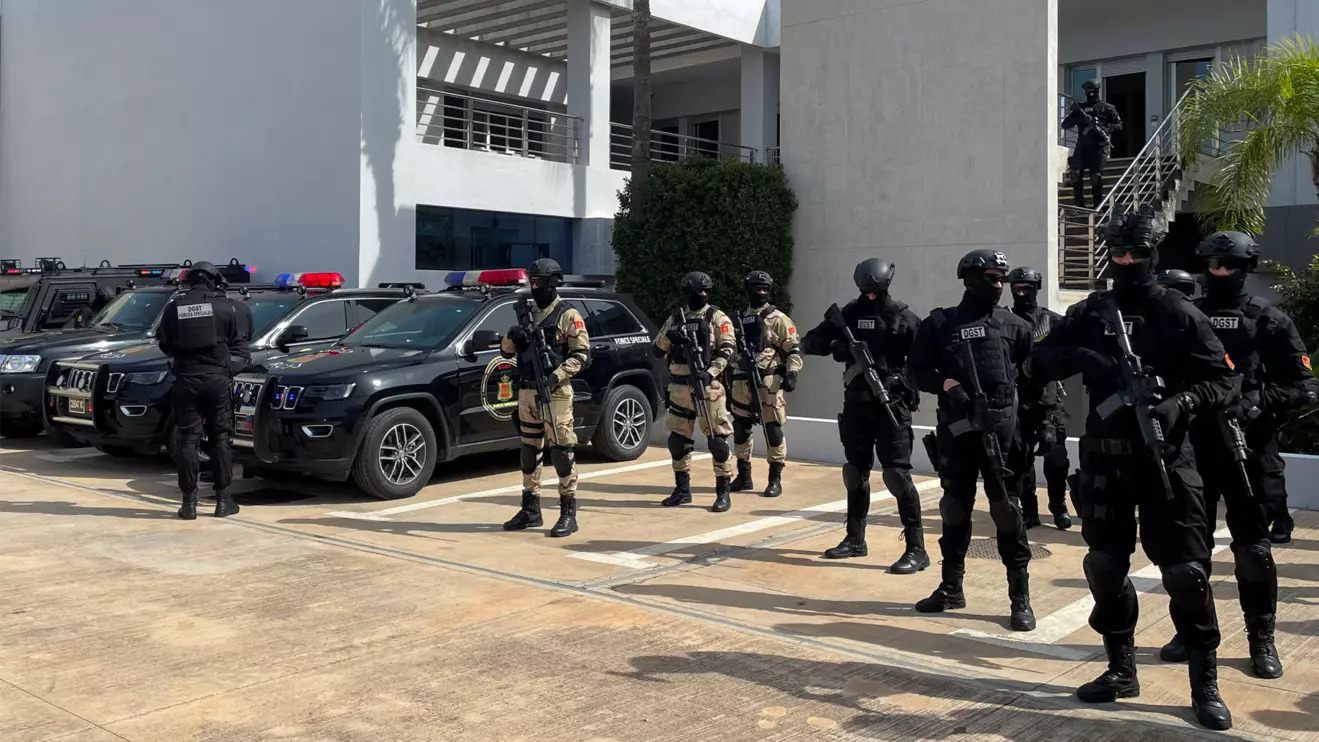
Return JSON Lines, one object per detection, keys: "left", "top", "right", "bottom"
{"left": 1210, "top": 316, "right": 1241, "bottom": 330}
{"left": 960, "top": 326, "right": 986, "bottom": 340}
{"left": 857, "top": 319, "right": 876, "bottom": 330}
{"left": 177, "top": 303, "right": 214, "bottom": 320}
{"left": 1103, "top": 321, "right": 1135, "bottom": 336}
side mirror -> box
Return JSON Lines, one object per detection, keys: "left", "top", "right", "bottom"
{"left": 462, "top": 329, "right": 502, "bottom": 358}
{"left": 277, "top": 325, "right": 310, "bottom": 353}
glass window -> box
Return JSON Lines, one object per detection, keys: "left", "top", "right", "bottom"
{"left": 42, "top": 285, "right": 97, "bottom": 328}
{"left": 1172, "top": 58, "right": 1214, "bottom": 106}
{"left": 351, "top": 298, "right": 400, "bottom": 327}
{"left": 588, "top": 300, "right": 643, "bottom": 337}
{"left": 476, "top": 302, "right": 519, "bottom": 336}
{"left": 691, "top": 119, "right": 720, "bottom": 158}
{"left": 90, "top": 291, "right": 172, "bottom": 330}
{"left": 0, "top": 288, "right": 31, "bottom": 317}
{"left": 1070, "top": 67, "right": 1098, "bottom": 101}
{"left": 245, "top": 296, "right": 302, "bottom": 335}
{"left": 289, "top": 301, "right": 349, "bottom": 341}
{"left": 416, "top": 206, "right": 573, "bottom": 273}
{"left": 343, "top": 298, "right": 480, "bottom": 349}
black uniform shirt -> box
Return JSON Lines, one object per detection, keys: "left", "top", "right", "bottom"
{"left": 910, "top": 296, "right": 1033, "bottom": 411}
{"left": 158, "top": 286, "right": 251, "bottom": 377}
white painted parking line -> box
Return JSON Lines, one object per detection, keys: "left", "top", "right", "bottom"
{"left": 325, "top": 455, "right": 714, "bottom": 521}
{"left": 570, "top": 478, "right": 945, "bottom": 570}
{"left": 33, "top": 450, "right": 105, "bottom": 463}
{"left": 951, "top": 524, "right": 1239, "bottom": 660}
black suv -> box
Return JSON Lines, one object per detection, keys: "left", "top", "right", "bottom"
{"left": 231, "top": 270, "right": 663, "bottom": 500}
{"left": 45, "top": 273, "right": 418, "bottom": 461}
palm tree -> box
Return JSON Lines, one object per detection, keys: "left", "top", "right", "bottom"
{"left": 1178, "top": 35, "right": 1319, "bottom": 235}
{"left": 630, "top": 0, "right": 652, "bottom": 229}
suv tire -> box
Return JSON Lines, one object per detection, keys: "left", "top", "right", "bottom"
{"left": 591, "top": 384, "right": 651, "bottom": 462}
{"left": 351, "top": 407, "right": 438, "bottom": 500}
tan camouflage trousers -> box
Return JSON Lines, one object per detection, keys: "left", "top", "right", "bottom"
{"left": 731, "top": 378, "right": 788, "bottom": 463}
{"left": 515, "top": 387, "right": 577, "bottom": 496}
{"left": 667, "top": 381, "right": 735, "bottom": 476}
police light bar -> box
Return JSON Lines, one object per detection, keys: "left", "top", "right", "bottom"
{"left": 1, "top": 259, "right": 20, "bottom": 275}
{"left": 275, "top": 272, "right": 346, "bottom": 289}
{"left": 163, "top": 268, "right": 188, "bottom": 281}
{"left": 443, "top": 269, "right": 529, "bottom": 288}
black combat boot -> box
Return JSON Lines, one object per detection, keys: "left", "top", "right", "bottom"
{"left": 824, "top": 513, "right": 867, "bottom": 559}
{"left": 662, "top": 472, "right": 692, "bottom": 507}
{"left": 889, "top": 527, "right": 930, "bottom": 575}
{"left": 711, "top": 476, "right": 731, "bottom": 513}
{"left": 1269, "top": 512, "right": 1293, "bottom": 544}
{"left": 213, "top": 491, "right": 240, "bottom": 518}
{"left": 1245, "top": 614, "right": 1283, "bottom": 679}
{"left": 730, "top": 459, "right": 753, "bottom": 492}
{"left": 504, "top": 491, "right": 543, "bottom": 530}
{"left": 1188, "top": 648, "right": 1233, "bottom": 730}
{"left": 177, "top": 492, "right": 198, "bottom": 521}
{"left": 549, "top": 496, "right": 579, "bottom": 538}
{"left": 762, "top": 462, "right": 783, "bottom": 498}
{"left": 1160, "top": 634, "right": 1187, "bottom": 663}
{"left": 1053, "top": 511, "right": 1073, "bottom": 530}
{"left": 1022, "top": 514, "right": 1042, "bottom": 529}
{"left": 915, "top": 561, "right": 966, "bottom": 613}
{"left": 1007, "top": 568, "right": 1036, "bottom": 631}
{"left": 1077, "top": 633, "right": 1141, "bottom": 703}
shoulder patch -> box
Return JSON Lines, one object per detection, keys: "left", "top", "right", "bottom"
{"left": 1225, "top": 354, "right": 1235, "bottom": 370}
{"left": 1303, "top": 355, "right": 1312, "bottom": 371}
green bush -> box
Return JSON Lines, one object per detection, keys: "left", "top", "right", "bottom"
{"left": 612, "top": 158, "right": 798, "bottom": 325}
{"left": 1264, "top": 258, "right": 1319, "bottom": 454}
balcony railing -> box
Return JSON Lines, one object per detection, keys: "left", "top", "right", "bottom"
{"left": 416, "top": 87, "right": 580, "bottom": 164}
{"left": 608, "top": 124, "right": 758, "bottom": 170}
{"left": 1058, "top": 93, "right": 1078, "bottom": 148}
{"left": 765, "top": 147, "right": 781, "bottom": 167}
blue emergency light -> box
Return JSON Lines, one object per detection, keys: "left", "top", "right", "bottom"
{"left": 443, "top": 269, "right": 529, "bottom": 288}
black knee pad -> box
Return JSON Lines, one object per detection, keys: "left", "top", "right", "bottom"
{"left": 520, "top": 444, "right": 540, "bottom": 474}
{"left": 1083, "top": 550, "right": 1130, "bottom": 593}
{"left": 988, "top": 495, "right": 1022, "bottom": 531}
{"left": 1234, "top": 542, "right": 1275, "bottom": 583}
{"left": 551, "top": 446, "right": 575, "bottom": 478}
{"left": 842, "top": 462, "right": 868, "bottom": 492}
{"left": 732, "top": 417, "right": 752, "bottom": 445}
{"left": 880, "top": 467, "right": 913, "bottom": 498}
{"left": 939, "top": 494, "right": 972, "bottom": 527}
{"left": 1161, "top": 562, "right": 1210, "bottom": 604}
{"left": 708, "top": 435, "right": 731, "bottom": 463}
{"left": 764, "top": 421, "right": 785, "bottom": 447}
{"left": 667, "top": 432, "right": 692, "bottom": 460}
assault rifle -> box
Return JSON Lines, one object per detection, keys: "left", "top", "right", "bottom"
{"left": 1221, "top": 413, "right": 1257, "bottom": 500}
{"left": 948, "top": 340, "right": 1012, "bottom": 489}
{"left": 825, "top": 303, "right": 899, "bottom": 427}
{"left": 669, "top": 304, "right": 716, "bottom": 434}
{"left": 515, "top": 296, "right": 560, "bottom": 446}
{"left": 732, "top": 312, "right": 765, "bottom": 428}
{"left": 1073, "top": 104, "right": 1113, "bottom": 148}
{"left": 1094, "top": 301, "right": 1174, "bottom": 498}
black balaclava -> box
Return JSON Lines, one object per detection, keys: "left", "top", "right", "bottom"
{"left": 1011, "top": 283, "right": 1038, "bottom": 313}
{"left": 687, "top": 287, "right": 708, "bottom": 313}
{"left": 1204, "top": 266, "right": 1248, "bottom": 305}
{"left": 531, "top": 278, "right": 557, "bottom": 309}
{"left": 963, "top": 270, "right": 1003, "bottom": 311}
{"left": 747, "top": 285, "right": 769, "bottom": 309}
{"left": 1085, "top": 86, "right": 1100, "bottom": 104}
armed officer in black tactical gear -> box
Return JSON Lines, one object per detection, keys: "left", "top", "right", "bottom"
{"left": 1005, "top": 266, "right": 1073, "bottom": 531}
{"left": 1061, "top": 79, "right": 1123, "bottom": 208}
{"left": 1030, "top": 207, "right": 1237, "bottom": 731}
{"left": 1158, "top": 269, "right": 1198, "bottom": 298}
{"left": 801, "top": 259, "right": 926, "bottom": 573}
{"left": 910, "top": 250, "right": 1036, "bottom": 630}
{"left": 159, "top": 261, "right": 252, "bottom": 520}
{"left": 1157, "top": 231, "right": 1316, "bottom": 677}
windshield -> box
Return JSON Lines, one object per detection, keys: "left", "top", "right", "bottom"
{"left": 247, "top": 297, "right": 302, "bottom": 335}
{"left": 0, "top": 288, "right": 31, "bottom": 317}
{"left": 89, "top": 291, "right": 172, "bottom": 329}
{"left": 341, "top": 299, "right": 478, "bottom": 350}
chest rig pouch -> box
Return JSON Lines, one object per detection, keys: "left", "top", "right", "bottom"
{"left": 846, "top": 302, "right": 891, "bottom": 376}
{"left": 672, "top": 306, "right": 716, "bottom": 368}
{"left": 740, "top": 308, "right": 767, "bottom": 353}
{"left": 517, "top": 302, "right": 569, "bottom": 382}
{"left": 1196, "top": 297, "right": 1264, "bottom": 390}
{"left": 932, "top": 308, "right": 1014, "bottom": 408}
{"left": 173, "top": 294, "right": 220, "bottom": 351}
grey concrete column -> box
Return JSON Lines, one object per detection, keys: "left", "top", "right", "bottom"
{"left": 739, "top": 46, "right": 780, "bottom": 159}
{"left": 1144, "top": 51, "right": 1165, "bottom": 141}
{"left": 567, "top": 0, "right": 611, "bottom": 168}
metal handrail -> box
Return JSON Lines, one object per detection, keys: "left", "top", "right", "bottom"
{"left": 766, "top": 146, "right": 781, "bottom": 167}
{"left": 1058, "top": 204, "right": 1104, "bottom": 290}
{"left": 416, "top": 86, "right": 581, "bottom": 164}
{"left": 608, "top": 123, "right": 758, "bottom": 170}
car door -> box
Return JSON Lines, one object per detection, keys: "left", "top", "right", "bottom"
{"left": 455, "top": 299, "right": 520, "bottom": 446}
{"left": 278, "top": 299, "right": 352, "bottom": 353}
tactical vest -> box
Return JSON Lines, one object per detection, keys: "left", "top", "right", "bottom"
{"left": 1016, "top": 306, "right": 1063, "bottom": 407}
{"left": 739, "top": 307, "right": 767, "bottom": 353}
{"left": 173, "top": 291, "right": 221, "bottom": 352}
{"left": 517, "top": 300, "right": 569, "bottom": 384}
{"left": 842, "top": 299, "right": 905, "bottom": 384}
{"left": 672, "top": 306, "right": 716, "bottom": 369}
{"left": 929, "top": 307, "right": 1016, "bottom": 408}
{"left": 1195, "top": 296, "right": 1266, "bottom": 392}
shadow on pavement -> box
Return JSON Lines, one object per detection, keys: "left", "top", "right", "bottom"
{"left": 0, "top": 499, "right": 175, "bottom": 520}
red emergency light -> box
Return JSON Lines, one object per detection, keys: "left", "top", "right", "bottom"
{"left": 443, "top": 269, "right": 529, "bottom": 287}
{"left": 276, "top": 272, "right": 345, "bottom": 289}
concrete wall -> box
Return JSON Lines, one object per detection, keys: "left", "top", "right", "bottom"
{"left": 781, "top": 0, "right": 1058, "bottom": 427}
{"left": 1059, "top": 0, "right": 1265, "bottom": 65}
{"left": 0, "top": 0, "right": 417, "bottom": 287}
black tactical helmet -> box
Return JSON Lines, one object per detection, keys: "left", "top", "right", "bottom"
{"left": 528, "top": 258, "right": 564, "bottom": 282}
{"left": 744, "top": 270, "right": 773, "bottom": 289}
{"left": 1104, "top": 204, "right": 1165, "bottom": 253}
{"left": 1158, "top": 268, "right": 1197, "bottom": 295}
{"left": 1082, "top": 79, "right": 1100, "bottom": 92}
{"left": 679, "top": 271, "right": 714, "bottom": 292}
{"left": 853, "top": 258, "right": 896, "bottom": 294}
{"left": 1196, "top": 231, "right": 1260, "bottom": 272}
{"left": 956, "top": 249, "right": 1010, "bottom": 279}
{"left": 1006, "top": 266, "right": 1043, "bottom": 289}
{"left": 186, "top": 260, "right": 221, "bottom": 285}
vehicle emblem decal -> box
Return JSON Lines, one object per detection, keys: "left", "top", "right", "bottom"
{"left": 481, "top": 356, "right": 519, "bottom": 421}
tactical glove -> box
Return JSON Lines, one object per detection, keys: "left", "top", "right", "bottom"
{"left": 830, "top": 340, "right": 850, "bottom": 363}
{"left": 665, "top": 327, "right": 686, "bottom": 346}
{"left": 781, "top": 371, "right": 798, "bottom": 393}
{"left": 946, "top": 384, "right": 971, "bottom": 413}
{"left": 507, "top": 325, "right": 530, "bottom": 351}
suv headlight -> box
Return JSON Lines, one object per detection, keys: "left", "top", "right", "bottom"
{"left": 0, "top": 355, "right": 41, "bottom": 374}
{"left": 307, "top": 383, "right": 356, "bottom": 400}
{"left": 125, "top": 371, "right": 168, "bottom": 386}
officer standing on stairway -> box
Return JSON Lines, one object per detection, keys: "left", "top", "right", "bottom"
{"left": 1030, "top": 206, "right": 1236, "bottom": 730}
{"left": 800, "top": 258, "right": 927, "bottom": 573}
{"left": 1157, "top": 231, "right": 1316, "bottom": 676}
{"left": 728, "top": 270, "right": 803, "bottom": 499}
{"left": 159, "top": 261, "right": 252, "bottom": 520}
{"left": 1061, "top": 79, "right": 1123, "bottom": 208}
{"left": 910, "top": 249, "right": 1036, "bottom": 629}
{"left": 653, "top": 272, "right": 738, "bottom": 511}
{"left": 1005, "top": 266, "right": 1073, "bottom": 531}
{"left": 501, "top": 259, "right": 591, "bottom": 538}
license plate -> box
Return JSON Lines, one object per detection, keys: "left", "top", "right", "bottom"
{"left": 235, "top": 414, "right": 254, "bottom": 433}
{"left": 68, "top": 398, "right": 87, "bottom": 415}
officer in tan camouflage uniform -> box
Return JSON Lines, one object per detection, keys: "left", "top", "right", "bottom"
{"left": 729, "top": 270, "right": 803, "bottom": 498}
{"left": 653, "top": 271, "right": 738, "bottom": 512}
{"left": 500, "top": 259, "right": 590, "bottom": 537}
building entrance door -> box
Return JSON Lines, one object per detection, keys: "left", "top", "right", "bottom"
{"left": 1104, "top": 72, "right": 1146, "bottom": 159}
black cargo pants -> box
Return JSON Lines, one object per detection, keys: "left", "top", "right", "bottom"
{"left": 173, "top": 373, "right": 234, "bottom": 497}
